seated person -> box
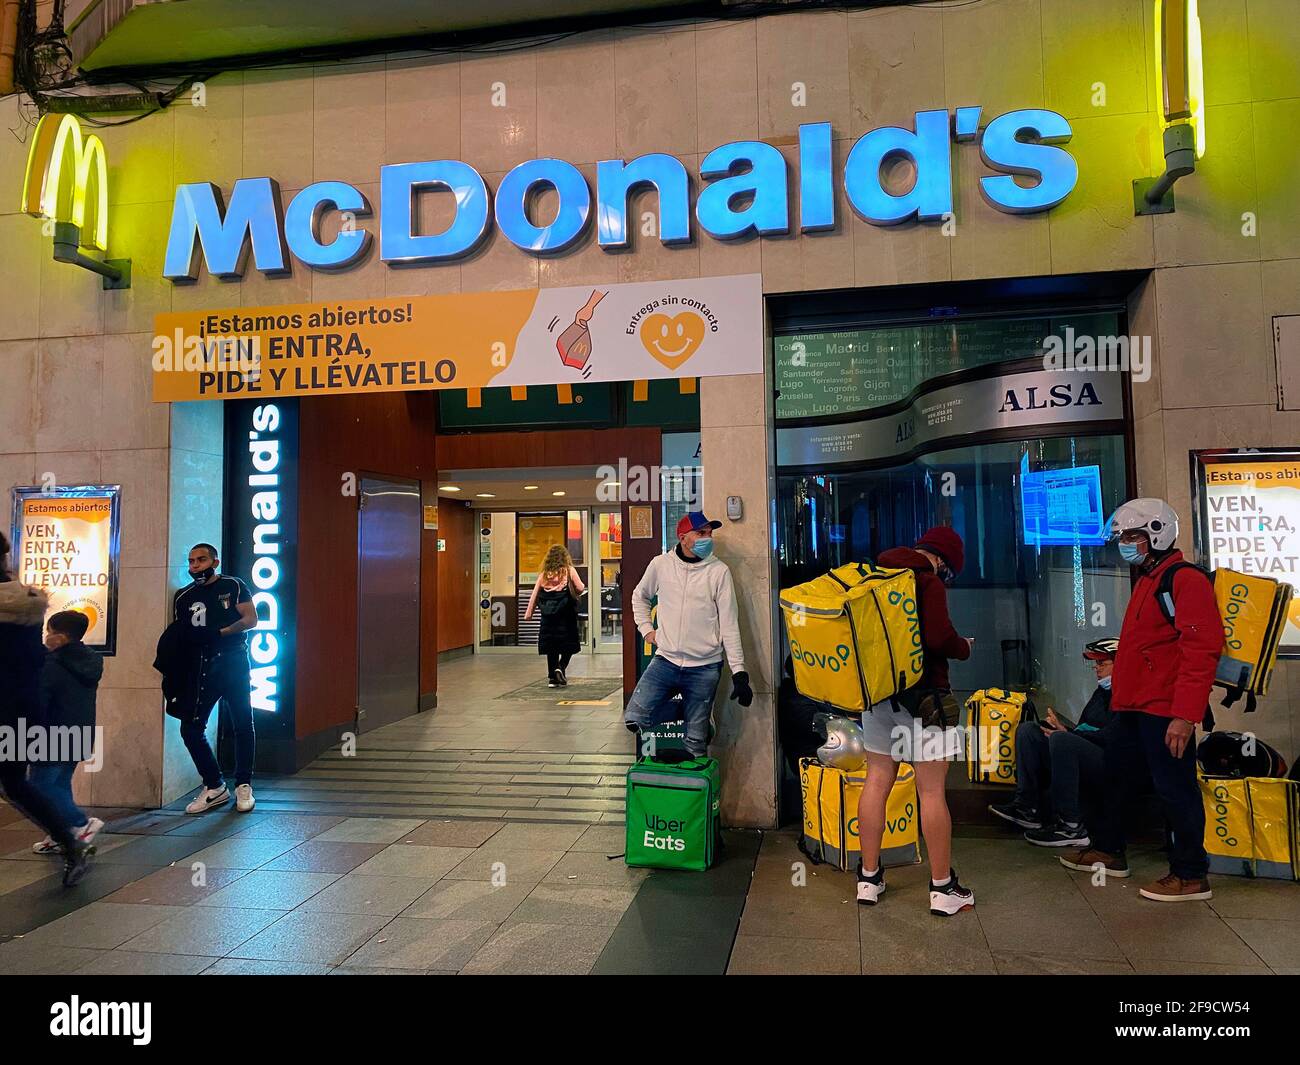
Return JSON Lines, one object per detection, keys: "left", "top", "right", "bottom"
{"left": 988, "top": 638, "right": 1118, "bottom": 847}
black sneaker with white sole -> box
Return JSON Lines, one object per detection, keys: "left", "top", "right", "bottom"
{"left": 856, "top": 863, "right": 886, "bottom": 906}
{"left": 1024, "top": 820, "right": 1091, "bottom": 848}
{"left": 988, "top": 801, "right": 1042, "bottom": 830}
{"left": 547, "top": 670, "right": 560, "bottom": 688}
{"left": 929, "top": 869, "right": 975, "bottom": 916}
{"left": 557, "top": 670, "right": 568, "bottom": 686}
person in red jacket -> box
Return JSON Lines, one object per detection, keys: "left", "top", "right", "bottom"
{"left": 856, "top": 526, "right": 975, "bottom": 916}
{"left": 1060, "top": 498, "right": 1221, "bottom": 902}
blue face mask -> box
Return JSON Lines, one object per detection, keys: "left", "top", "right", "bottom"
{"left": 1098, "top": 675, "right": 1112, "bottom": 690}
{"left": 692, "top": 537, "right": 714, "bottom": 559}
{"left": 1118, "top": 541, "right": 1146, "bottom": 565}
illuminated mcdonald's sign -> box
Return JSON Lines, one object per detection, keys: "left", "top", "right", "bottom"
{"left": 21, "top": 113, "right": 109, "bottom": 251}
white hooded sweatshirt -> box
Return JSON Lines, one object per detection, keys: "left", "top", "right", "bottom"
{"left": 632, "top": 547, "right": 745, "bottom": 673}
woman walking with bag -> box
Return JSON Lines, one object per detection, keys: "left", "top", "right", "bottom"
{"left": 524, "top": 545, "right": 585, "bottom": 687}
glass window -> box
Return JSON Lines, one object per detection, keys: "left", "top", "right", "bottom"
{"left": 776, "top": 434, "right": 1129, "bottom": 720}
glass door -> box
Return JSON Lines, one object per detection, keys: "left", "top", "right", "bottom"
{"left": 593, "top": 509, "right": 623, "bottom": 653}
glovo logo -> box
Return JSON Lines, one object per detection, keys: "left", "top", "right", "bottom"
{"left": 790, "top": 638, "right": 852, "bottom": 673}
{"left": 887, "top": 586, "right": 925, "bottom": 678}
{"left": 848, "top": 800, "right": 915, "bottom": 840}
{"left": 21, "top": 113, "right": 108, "bottom": 251}
{"left": 1211, "top": 783, "right": 1239, "bottom": 848}
{"left": 1222, "top": 582, "right": 1250, "bottom": 652}
{"left": 639, "top": 311, "right": 706, "bottom": 370}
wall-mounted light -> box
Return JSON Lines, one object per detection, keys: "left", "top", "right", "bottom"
{"left": 1134, "top": 0, "right": 1205, "bottom": 215}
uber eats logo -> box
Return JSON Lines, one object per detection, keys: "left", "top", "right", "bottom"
{"left": 790, "top": 640, "right": 852, "bottom": 672}
{"left": 643, "top": 813, "right": 687, "bottom": 852}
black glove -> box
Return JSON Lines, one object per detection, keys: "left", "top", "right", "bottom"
{"left": 730, "top": 671, "right": 753, "bottom": 708}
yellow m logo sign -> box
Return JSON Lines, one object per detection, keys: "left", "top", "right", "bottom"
{"left": 21, "top": 114, "right": 109, "bottom": 252}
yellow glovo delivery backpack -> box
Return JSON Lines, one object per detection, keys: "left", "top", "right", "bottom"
{"left": 799, "top": 758, "right": 920, "bottom": 869}
{"left": 778, "top": 563, "right": 925, "bottom": 713}
{"left": 1200, "top": 775, "right": 1300, "bottom": 880}
{"left": 965, "top": 688, "right": 1034, "bottom": 786}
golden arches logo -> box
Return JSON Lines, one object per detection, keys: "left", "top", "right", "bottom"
{"left": 21, "top": 113, "right": 109, "bottom": 252}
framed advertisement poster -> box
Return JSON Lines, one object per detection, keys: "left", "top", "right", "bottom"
{"left": 1191, "top": 449, "right": 1300, "bottom": 655}
{"left": 10, "top": 484, "right": 121, "bottom": 655}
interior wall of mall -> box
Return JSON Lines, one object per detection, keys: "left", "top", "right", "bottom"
{"left": 1, "top": 0, "right": 1297, "bottom": 820}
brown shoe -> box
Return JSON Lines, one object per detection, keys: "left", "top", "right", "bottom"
{"left": 1058, "top": 848, "right": 1131, "bottom": 877}
{"left": 1139, "top": 873, "right": 1212, "bottom": 902}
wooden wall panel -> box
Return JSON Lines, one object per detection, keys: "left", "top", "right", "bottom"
{"left": 437, "top": 502, "right": 475, "bottom": 652}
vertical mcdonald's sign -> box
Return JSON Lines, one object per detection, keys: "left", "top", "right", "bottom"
{"left": 20, "top": 113, "right": 130, "bottom": 288}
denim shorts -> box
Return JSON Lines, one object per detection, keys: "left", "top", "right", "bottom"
{"left": 858, "top": 700, "right": 965, "bottom": 763}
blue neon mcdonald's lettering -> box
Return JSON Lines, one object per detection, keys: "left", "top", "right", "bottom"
{"left": 695, "top": 140, "right": 788, "bottom": 239}
{"left": 978, "top": 109, "right": 1079, "bottom": 214}
{"left": 843, "top": 108, "right": 953, "bottom": 225}
{"left": 284, "top": 181, "right": 372, "bottom": 269}
{"left": 379, "top": 159, "right": 490, "bottom": 262}
{"left": 595, "top": 154, "right": 691, "bottom": 247}
{"left": 164, "top": 178, "right": 287, "bottom": 280}
{"left": 163, "top": 106, "right": 1079, "bottom": 279}
{"left": 495, "top": 158, "right": 590, "bottom": 253}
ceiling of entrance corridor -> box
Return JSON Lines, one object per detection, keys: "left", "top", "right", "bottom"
{"left": 69, "top": 0, "right": 697, "bottom": 72}
{"left": 437, "top": 465, "right": 614, "bottom": 508}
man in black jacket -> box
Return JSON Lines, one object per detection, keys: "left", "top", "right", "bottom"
{"left": 989, "top": 638, "right": 1119, "bottom": 847}
{"left": 30, "top": 610, "right": 104, "bottom": 854}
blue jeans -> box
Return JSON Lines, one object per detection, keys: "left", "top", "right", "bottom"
{"left": 624, "top": 656, "right": 722, "bottom": 757}
{"left": 28, "top": 761, "right": 87, "bottom": 830}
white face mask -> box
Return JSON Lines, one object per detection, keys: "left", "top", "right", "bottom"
{"left": 1098, "top": 675, "right": 1112, "bottom": 690}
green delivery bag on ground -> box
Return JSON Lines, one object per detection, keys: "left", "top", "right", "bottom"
{"left": 625, "top": 756, "right": 722, "bottom": 871}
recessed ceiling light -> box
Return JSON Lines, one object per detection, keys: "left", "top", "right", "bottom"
{"left": 552, "top": 490, "right": 566, "bottom": 497}
{"left": 440, "top": 485, "right": 461, "bottom": 492}
{"left": 523, "top": 485, "right": 539, "bottom": 491}
{"left": 476, "top": 492, "right": 496, "bottom": 498}
{"left": 603, "top": 480, "right": 621, "bottom": 487}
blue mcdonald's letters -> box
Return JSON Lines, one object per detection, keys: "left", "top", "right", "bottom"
{"left": 163, "top": 107, "right": 1079, "bottom": 282}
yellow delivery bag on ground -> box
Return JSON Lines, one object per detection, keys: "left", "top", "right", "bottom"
{"left": 1201, "top": 775, "right": 1300, "bottom": 880}
{"left": 1158, "top": 565, "right": 1293, "bottom": 712}
{"left": 779, "top": 563, "right": 924, "bottom": 713}
{"left": 965, "top": 688, "right": 1032, "bottom": 785}
{"left": 799, "top": 758, "right": 919, "bottom": 870}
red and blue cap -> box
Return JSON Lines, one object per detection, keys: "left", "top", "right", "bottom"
{"left": 676, "top": 511, "right": 722, "bottom": 538}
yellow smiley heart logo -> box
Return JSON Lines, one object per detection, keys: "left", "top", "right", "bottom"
{"left": 640, "top": 312, "right": 706, "bottom": 370}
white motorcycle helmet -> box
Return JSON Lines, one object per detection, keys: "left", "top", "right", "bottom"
{"left": 814, "top": 712, "right": 867, "bottom": 772}
{"left": 1108, "top": 498, "right": 1179, "bottom": 551}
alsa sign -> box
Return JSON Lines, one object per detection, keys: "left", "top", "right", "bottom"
{"left": 163, "top": 107, "right": 1078, "bottom": 281}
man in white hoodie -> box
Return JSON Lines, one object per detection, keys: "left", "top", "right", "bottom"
{"left": 625, "top": 512, "right": 751, "bottom": 758}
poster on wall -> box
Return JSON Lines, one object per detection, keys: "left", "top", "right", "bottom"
{"left": 10, "top": 485, "right": 121, "bottom": 655}
{"left": 1194, "top": 450, "right": 1300, "bottom": 653}
{"left": 517, "top": 514, "right": 565, "bottom": 585}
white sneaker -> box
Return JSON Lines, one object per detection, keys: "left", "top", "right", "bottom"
{"left": 929, "top": 869, "right": 975, "bottom": 916}
{"left": 235, "top": 784, "right": 255, "bottom": 813}
{"left": 77, "top": 817, "right": 105, "bottom": 845}
{"left": 32, "top": 836, "right": 59, "bottom": 855}
{"left": 855, "top": 863, "right": 886, "bottom": 906}
{"left": 185, "top": 785, "right": 230, "bottom": 815}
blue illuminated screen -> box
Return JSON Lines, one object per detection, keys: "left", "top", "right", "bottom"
{"left": 1021, "top": 464, "right": 1106, "bottom": 546}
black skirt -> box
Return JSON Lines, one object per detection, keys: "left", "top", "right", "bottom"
{"left": 536, "top": 588, "right": 580, "bottom": 654}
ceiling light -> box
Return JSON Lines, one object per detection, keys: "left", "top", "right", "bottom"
{"left": 552, "top": 491, "right": 566, "bottom": 497}
{"left": 523, "top": 484, "right": 539, "bottom": 491}
{"left": 476, "top": 492, "right": 496, "bottom": 498}
{"left": 440, "top": 485, "right": 461, "bottom": 492}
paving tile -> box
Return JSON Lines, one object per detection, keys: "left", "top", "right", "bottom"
{"left": 350, "top": 844, "right": 474, "bottom": 878}
{"left": 0, "top": 940, "right": 104, "bottom": 974}
{"left": 195, "top": 869, "right": 341, "bottom": 910}
{"left": 161, "top": 812, "right": 270, "bottom": 837}
{"left": 976, "top": 897, "right": 1126, "bottom": 960}
{"left": 345, "top": 918, "right": 498, "bottom": 970}
{"left": 1221, "top": 918, "right": 1300, "bottom": 970}
{"left": 0, "top": 862, "right": 58, "bottom": 895}
{"left": 71, "top": 950, "right": 216, "bottom": 975}
{"left": 445, "top": 848, "right": 566, "bottom": 886}
{"left": 1097, "top": 910, "right": 1265, "bottom": 966}
{"left": 1130, "top": 959, "right": 1272, "bottom": 975}
{"left": 993, "top": 951, "right": 1135, "bottom": 975}
{"left": 201, "top": 957, "right": 335, "bottom": 975}
{"left": 4, "top": 832, "right": 136, "bottom": 862}
{"left": 397, "top": 820, "right": 503, "bottom": 848}
{"left": 262, "top": 841, "right": 387, "bottom": 873}
{"left": 542, "top": 850, "right": 651, "bottom": 889}
{"left": 330, "top": 965, "right": 455, "bottom": 975}
{"left": 87, "top": 834, "right": 213, "bottom": 867}
{"left": 460, "top": 922, "right": 615, "bottom": 975}
{"left": 100, "top": 865, "right": 249, "bottom": 906}
{"left": 858, "top": 892, "right": 997, "bottom": 975}
{"left": 185, "top": 835, "right": 308, "bottom": 870}
{"left": 509, "top": 882, "right": 639, "bottom": 927}
{"left": 228, "top": 910, "right": 392, "bottom": 966}
{"left": 120, "top": 906, "right": 282, "bottom": 956}
{"left": 104, "top": 812, "right": 192, "bottom": 836}
{"left": 301, "top": 873, "right": 440, "bottom": 917}
{"left": 728, "top": 934, "right": 860, "bottom": 975}
{"left": 313, "top": 818, "right": 428, "bottom": 844}
{"left": 569, "top": 824, "right": 627, "bottom": 853}
{"left": 400, "top": 880, "right": 532, "bottom": 923}
{"left": 0, "top": 863, "right": 163, "bottom": 938}
{"left": 1207, "top": 878, "right": 1300, "bottom": 921}
{"left": 20, "top": 901, "right": 183, "bottom": 949}
{"left": 225, "top": 814, "right": 348, "bottom": 840}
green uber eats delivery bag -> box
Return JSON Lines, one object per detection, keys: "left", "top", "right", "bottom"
{"left": 625, "top": 756, "right": 722, "bottom": 872}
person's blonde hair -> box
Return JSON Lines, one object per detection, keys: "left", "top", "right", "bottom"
{"left": 541, "top": 545, "right": 571, "bottom": 580}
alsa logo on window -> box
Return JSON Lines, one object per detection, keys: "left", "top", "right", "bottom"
{"left": 21, "top": 114, "right": 108, "bottom": 252}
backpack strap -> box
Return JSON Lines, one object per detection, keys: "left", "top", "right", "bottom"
{"left": 1154, "top": 561, "right": 1242, "bottom": 720}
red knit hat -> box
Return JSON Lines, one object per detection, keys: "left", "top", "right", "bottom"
{"left": 916, "top": 526, "right": 965, "bottom": 576}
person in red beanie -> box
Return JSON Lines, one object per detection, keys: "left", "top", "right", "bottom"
{"left": 856, "top": 525, "right": 975, "bottom": 917}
